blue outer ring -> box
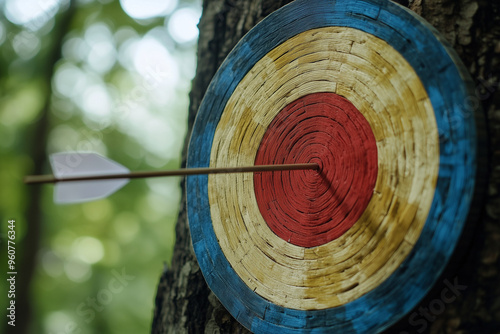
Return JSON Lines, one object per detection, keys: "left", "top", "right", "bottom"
{"left": 186, "top": 0, "right": 479, "bottom": 332}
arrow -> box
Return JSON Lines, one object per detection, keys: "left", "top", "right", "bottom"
{"left": 24, "top": 152, "right": 319, "bottom": 204}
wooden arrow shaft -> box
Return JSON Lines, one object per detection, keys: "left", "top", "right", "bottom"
{"left": 24, "top": 163, "right": 319, "bottom": 185}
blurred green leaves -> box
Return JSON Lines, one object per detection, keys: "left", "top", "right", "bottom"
{"left": 1, "top": 0, "right": 199, "bottom": 332}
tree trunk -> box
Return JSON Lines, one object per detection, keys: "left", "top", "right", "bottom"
{"left": 151, "top": 0, "right": 500, "bottom": 333}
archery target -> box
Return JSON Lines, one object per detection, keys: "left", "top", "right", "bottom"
{"left": 187, "top": 0, "right": 481, "bottom": 333}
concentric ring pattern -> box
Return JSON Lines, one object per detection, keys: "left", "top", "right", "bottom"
{"left": 208, "top": 26, "right": 438, "bottom": 310}
{"left": 254, "top": 92, "right": 378, "bottom": 248}
{"left": 187, "top": 0, "right": 480, "bottom": 333}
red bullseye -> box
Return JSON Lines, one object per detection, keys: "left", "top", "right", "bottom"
{"left": 254, "top": 93, "right": 378, "bottom": 247}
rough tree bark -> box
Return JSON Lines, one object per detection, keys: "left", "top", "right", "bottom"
{"left": 151, "top": 0, "right": 500, "bottom": 333}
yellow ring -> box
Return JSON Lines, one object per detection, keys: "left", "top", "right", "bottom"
{"left": 208, "top": 27, "right": 439, "bottom": 310}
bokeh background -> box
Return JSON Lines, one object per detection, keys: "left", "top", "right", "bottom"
{"left": 0, "top": 0, "right": 200, "bottom": 332}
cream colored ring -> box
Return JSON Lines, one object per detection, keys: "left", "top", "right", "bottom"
{"left": 208, "top": 27, "right": 439, "bottom": 310}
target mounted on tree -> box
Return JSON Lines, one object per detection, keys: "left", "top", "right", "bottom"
{"left": 186, "top": 0, "right": 483, "bottom": 332}
{"left": 23, "top": 0, "right": 484, "bottom": 332}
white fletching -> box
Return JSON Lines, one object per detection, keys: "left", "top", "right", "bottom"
{"left": 50, "top": 152, "right": 130, "bottom": 204}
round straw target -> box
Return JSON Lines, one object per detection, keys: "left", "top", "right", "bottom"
{"left": 187, "top": 0, "right": 482, "bottom": 332}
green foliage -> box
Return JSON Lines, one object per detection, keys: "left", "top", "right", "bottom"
{"left": 0, "top": 0, "right": 199, "bottom": 332}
